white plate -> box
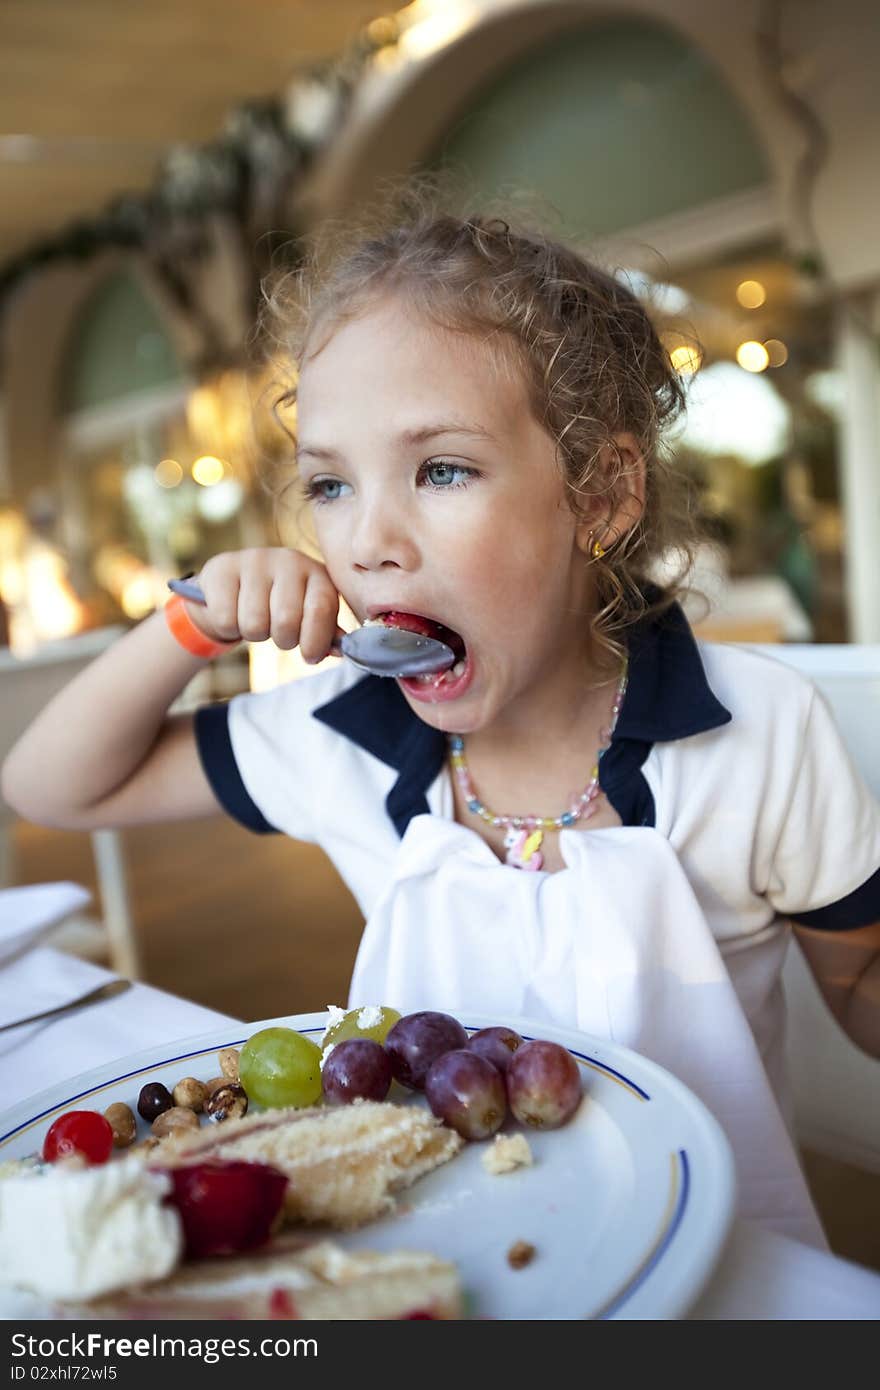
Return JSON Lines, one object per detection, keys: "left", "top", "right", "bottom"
{"left": 0, "top": 1012, "right": 736, "bottom": 1320}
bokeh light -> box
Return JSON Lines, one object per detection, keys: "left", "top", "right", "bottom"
{"left": 154, "top": 458, "right": 183, "bottom": 488}
{"left": 669, "top": 343, "right": 703, "bottom": 376}
{"left": 736, "top": 340, "right": 770, "bottom": 373}
{"left": 736, "top": 279, "right": 766, "bottom": 309}
{"left": 191, "top": 455, "right": 225, "bottom": 486}
{"left": 764, "top": 339, "right": 789, "bottom": 367}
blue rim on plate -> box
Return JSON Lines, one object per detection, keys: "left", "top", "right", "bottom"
{"left": 0, "top": 1012, "right": 736, "bottom": 1320}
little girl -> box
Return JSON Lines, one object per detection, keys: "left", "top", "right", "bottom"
{"left": 4, "top": 202, "right": 879, "bottom": 1250}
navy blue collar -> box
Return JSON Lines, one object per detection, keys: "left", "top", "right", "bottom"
{"left": 314, "top": 595, "right": 731, "bottom": 836}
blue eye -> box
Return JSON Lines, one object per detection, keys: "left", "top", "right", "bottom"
{"left": 302, "top": 461, "right": 476, "bottom": 504}
{"left": 421, "top": 460, "right": 475, "bottom": 490}
{"left": 302, "top": 477, "right": 351, "bottom": 503}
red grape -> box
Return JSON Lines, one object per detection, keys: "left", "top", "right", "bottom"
{"left": 163, "top": 1160, "right": 287, "bottom": 1259}
{"left": 321, "top": 1039, "right": 392, "bottom": 1104}
{"left": 384, "top": 1011, "right": 468, "bottom": 1090}
{"left": 506, "top": 1040, "right": 583, "bottom": 1129}
{"left": 466, "top": 1026, "right": 524, "bottom": 1074}
{"left": 425, "top": 1049, "right": 507, "bottom": 1140}
{"left": 43, "top": 1111, "right": 114, "bottom": 1166}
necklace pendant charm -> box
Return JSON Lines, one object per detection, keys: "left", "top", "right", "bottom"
{"left": 504, "top": 826, "right": 544, "bottom": 871}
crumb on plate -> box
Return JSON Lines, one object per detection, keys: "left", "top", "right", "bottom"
{"left": 507, "top": 1240, "right": 536, "bottom": 1270}
{"left": 482, "top": 1133, "right": 533, "bottom": 1176}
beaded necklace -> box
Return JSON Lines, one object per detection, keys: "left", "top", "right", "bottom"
{"left": 447, "top": 657, "right": 628, "bottom": 870}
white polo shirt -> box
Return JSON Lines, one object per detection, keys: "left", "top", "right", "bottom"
{"left": 194, "top": 600, "right": 880, "bottom": 1246}
{"left": 195, "top": 600, "right": 880, "bottom": 944}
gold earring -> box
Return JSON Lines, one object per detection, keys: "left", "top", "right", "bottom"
{"left": 591, "top": 536, "right": 606, "bottom": 559}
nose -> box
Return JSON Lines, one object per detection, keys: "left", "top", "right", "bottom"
{"left": 349, "top": 493, "right": 419, "bottom": 573}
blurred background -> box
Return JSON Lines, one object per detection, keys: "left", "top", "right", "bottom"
{"left": 1, "top": 0, "right": 879, "bottom": 1263}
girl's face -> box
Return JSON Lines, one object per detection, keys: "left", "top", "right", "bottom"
{"left": 295, "top": 295, "right": 598, "bottom": 734}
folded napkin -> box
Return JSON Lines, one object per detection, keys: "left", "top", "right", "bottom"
{"left": 0, "top": 943, "right": 112, "bottom": 1033}
{"left": 0, "top": 882, "right": 92, "bottom": 967}
{"left": 350, "top": 814, "right": 828, "bottom": 1251}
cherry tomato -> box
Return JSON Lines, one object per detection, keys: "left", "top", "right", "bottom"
{"left": 42, "top": 1110, "right": 114, "bottom": 1165}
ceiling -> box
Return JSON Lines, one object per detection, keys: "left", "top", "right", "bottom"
{"left": 0, "top": 0, "right": 391, "bottom": 269}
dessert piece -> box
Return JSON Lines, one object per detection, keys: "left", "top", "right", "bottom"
{"left": 482, "top": 1133, "right": 534, "bottom": 1176}
{"left": 0, "top": 1155, "right": 182, "bottom": 1300}
{"left": 71, "top": 1238, "right": 463, "bottom": 1320}
{"left": 163, "top": 1099, "right": 463, "bottom": 1228}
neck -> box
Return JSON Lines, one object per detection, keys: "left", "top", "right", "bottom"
{"left": 459, "top": 637, "right": 624, "bottom": 760}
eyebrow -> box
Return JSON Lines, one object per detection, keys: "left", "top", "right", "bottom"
{"left": 295, "top": 421, "right": 497, "bottom": 462}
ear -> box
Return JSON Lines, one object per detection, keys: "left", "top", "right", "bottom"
{"left": 575, "top": 433, "right": 646, "bottom": 556}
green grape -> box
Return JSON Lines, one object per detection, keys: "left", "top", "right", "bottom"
{"left": 239, "top": 1027, "right": 322, "bottom": 1109}
{"left": 321, "top": 1005, "right": 401, "bottom": 1052}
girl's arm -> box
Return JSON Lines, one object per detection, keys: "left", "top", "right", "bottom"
{"left": 1, "top": 609, "right": 222, "bottom": 829}
{"left": 1, "top": 547, "right": 343, "bottom": 831}
{"left": 792, "top": 921, "right": 880, "bottom": 1059}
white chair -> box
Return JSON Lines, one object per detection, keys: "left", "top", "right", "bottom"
{"left": 0, "top": 626, "right": 142, "bottom": 979}
{"left": 747, "top": 644, "right": 880, "bottom": 1173}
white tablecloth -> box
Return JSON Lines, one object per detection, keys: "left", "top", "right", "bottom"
{"left": 1, "top": 949, "right": 878, "bottom": 1320}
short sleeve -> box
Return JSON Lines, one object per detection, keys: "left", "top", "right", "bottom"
{"left": 194, "top": 681, "right": 322, "bottom": 843}
{"left": 766, "top": 686, "right": 880, "bottom": 929}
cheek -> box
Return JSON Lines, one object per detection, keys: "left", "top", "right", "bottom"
{"left": 449, "top": 496, "right": 574, "bottom": 592}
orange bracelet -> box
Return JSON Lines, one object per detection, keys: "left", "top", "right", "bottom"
{"left": 164, "top": 593, "right": 240, "bottom": 660}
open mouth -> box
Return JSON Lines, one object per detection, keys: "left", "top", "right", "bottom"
{"left": 377, "top": 611, "right": 466, "bottom": 661}
{"left": 374, "top": 611, "right": 472, "bottom": 700}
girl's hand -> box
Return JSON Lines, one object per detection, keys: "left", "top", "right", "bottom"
{"left": 186, "top": 548, "right": 344, "bottom": 662}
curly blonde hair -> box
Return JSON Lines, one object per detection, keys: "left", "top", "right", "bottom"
{"left": 263, "top": 177, "right": 701, "bottom": 670}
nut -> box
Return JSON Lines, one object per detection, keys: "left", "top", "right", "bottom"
{"left": 204, "top": 1075, "right": 228, "bottom": 1099}
{"left": 104, "top": 1102, "right": 137, "bottom": 1149}
{"left": 131, "top": 1136, "right": 161, "bottom": 1157}
{"left": 507, "top": 1240, "right": 537, "bottom": 1270}
{"left": 137, "top": 1082, "right": 173, "bottom": 1122}
{"left": 151, "top": 1106, "right": 200, "bottom": 1139}
{"left": 172, "top": 1077, "right": 207, "bottom": 1113}
{"left": 205, "top": 1082, "right": 248, "bottom": 1123}
{"left": 218, "top": 1047, "right": 240, "bottom": 1081}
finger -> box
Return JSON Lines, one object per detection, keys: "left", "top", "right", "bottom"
{"left": 236, "top": 564, "right": 273, "bottom": 644}
{"left": 268, "top": 567, "right": 308, "bottom": 650}
{"left": 298, "top": 569, "right": 341, "bottom": 664}
{"left": 197, "top": 565, "right": 241, "bottom": 643}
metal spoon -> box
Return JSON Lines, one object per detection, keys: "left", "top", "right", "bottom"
{"left": 166, "top": 578, "right": 455, "bottom": 677}
{"left": 0, "top": 978, "right": 132, "bottom": 1034}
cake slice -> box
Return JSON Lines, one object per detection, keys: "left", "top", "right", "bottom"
{"left": 73, "top": 1237, "right": 463, "bottom": 1320}
{"left": 162, "top": 1099, "right": 463, "bottom": 1228}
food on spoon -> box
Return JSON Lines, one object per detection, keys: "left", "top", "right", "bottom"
{"left": 137, "top": 1082, "right": 173, "bottom": 1123}
{"left": 506, "top": 1040, "right": 583, "bottom": 1129}
{"left": 466, "top": 1025, "right": 524, "bottom": 1074}
{"left": 238, "top": 1027, "right": 322, "bottom": 1109}
{"left": 165, "top": 1160, "right": 287, "bottom": 1259}
{"left": 321, "top": 1003, "right": 401, "bottom": 1051}
{"left": 162, "top": 1099, "right": 463, "bottom": 1228}
{"left": 385, "top": 1010, "right": 469, "bottom": 1090}
{"left": 424, "top": 1049, "right": 507, "bottom": 1140}
{"left": 321, "top": 1039, "right": 393, "bottom": 1104}
{"left": 42, "top": 1111, "right": 114, "bottom": 1166}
